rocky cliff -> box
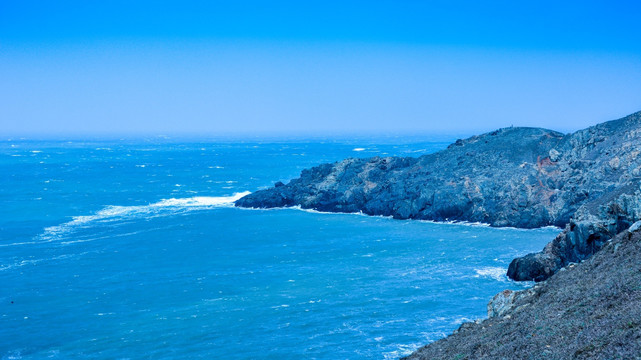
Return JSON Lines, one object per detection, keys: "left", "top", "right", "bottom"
{"left": 402, "top": 224, "right": 641, "bottom": 360}
{"left": 236, "top": 111, "right": 641, "bottom": 282}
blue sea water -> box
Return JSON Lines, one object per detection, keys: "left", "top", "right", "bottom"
{"left": 0, "top": 137, "right": 559, "bottom": 359}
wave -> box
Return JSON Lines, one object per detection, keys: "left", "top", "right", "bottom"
{"left": 473, "top": 266, "right": 508, "bottom": 282}
{"left": 241, "top": 204, "right": 560, "bottom": 232}
{"left": 288, "top": 206, "right": 369, "bottom": 217}
{"left": 254, "top": 206, "right": 558, "bottom": 233}
{"left": 36, "top": 191, "right": 251, "bottom": 242}
{"left": 382, "top": 341, "right": 433, "bottom": 360}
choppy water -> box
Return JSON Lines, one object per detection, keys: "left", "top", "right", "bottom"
{"left": 0, "top": 137, "right": 558, "bottom": 359}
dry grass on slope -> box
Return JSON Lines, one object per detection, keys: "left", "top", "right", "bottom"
{"left": 403, "top": 228, "right": 641, "bottom": 360}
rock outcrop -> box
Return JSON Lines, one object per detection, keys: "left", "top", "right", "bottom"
{"left": 508, "top": 180, "right": 641, "bottom": 281}
{"left": 236, "top": 111, "right": 641, "bottom": 282}
{"left": 402, "top": 225, "right": 641, "bottom": 360}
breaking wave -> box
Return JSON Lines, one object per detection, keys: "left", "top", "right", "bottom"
{"left": 473, "top": 266, "right": 509, "bottom": 282}
{"left": 37, "top": 192, "right": 250, "bottom": 242}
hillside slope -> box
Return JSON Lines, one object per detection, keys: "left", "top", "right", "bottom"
{"left": 402, "top": 225, "right": 641, "bottom": 360}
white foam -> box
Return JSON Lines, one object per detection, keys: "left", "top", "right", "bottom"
{"left": 451, "top": 316, "right": 475, "bottom": 325}
{"left": 36, "top": 192, "right": 251, "bottom": 242}
{"left": 417, "top": 219, "right": 561, "bottom": 232}
{"left": 262, "top": 206, "right": 501, "bottom": 227}
{"left": 271, "top": 304, "right": 290, "bottom": 309}
{"left": 418, "top": 219, "right": 492, "bottom": 228}
{"left": 287, "top": 205, "right": 370, "bottom": 217}
{"left": 153, "top": 193, "right": 249, "bottom": 207}
{"left": 0, "top": 258, "right": 43, "bottom": 271}
{"left": 382, "top": 342, "right": 426, "bottom": 360}
{"left": 0, "top": 253, "right": 86, "bottom": 271}
{"left": 474, "top": 266, "right": 508, "bottom": 282}
{"left": 352, "top": 148, "right": 366, "bottom": 151}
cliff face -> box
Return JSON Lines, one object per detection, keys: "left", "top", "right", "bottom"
{"left": 402, "top": 225, "right": 641, "bottom": 360}
{"left": 508, "top": 179, "right": 641, "bottom": 281}
{"left": 236, "top": 111, "right": 641, "bottom": 282}
{"left": 506, "top": 112, "right": 641, "bottom": 280}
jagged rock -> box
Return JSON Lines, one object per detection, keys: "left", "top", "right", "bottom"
{"left": 549, "top": 148, "right": 561, "bottom": 162}
{"left": 487, "top": 290, "right": 517, "bottom": 318}
{"left": 628, "top": 220, "right": 641, "bottom": 233}
{"left": 487, "top": 288, "right": 539, "bottom": 318}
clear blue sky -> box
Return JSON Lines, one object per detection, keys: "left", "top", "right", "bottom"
{"left": 1, "top": 1, "right": 640, "bottom": 136}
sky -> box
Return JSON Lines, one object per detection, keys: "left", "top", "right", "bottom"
{"left": 1, "top": 1, "right": 641, "bottom": 137}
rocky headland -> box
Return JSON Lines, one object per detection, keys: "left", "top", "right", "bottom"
{"left": 237, "top": 111, "right": 641, "bottom": 282}
{"left": 235, "top": 110, "right": 641, "bottom": 358}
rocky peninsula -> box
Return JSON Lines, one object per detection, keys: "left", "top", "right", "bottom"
{"left": 235, "top": 110, "right": 641, "bottom": 358}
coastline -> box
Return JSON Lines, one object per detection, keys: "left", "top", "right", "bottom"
{"left": 240, "top": 203, "right": 562, "bottom": 232}
{"left": 235, "top": 110, "right": 641, "bottom": 359}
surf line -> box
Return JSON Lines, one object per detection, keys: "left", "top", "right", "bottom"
{"left": 26, "top": 191, "right": 253, "bottom": 244}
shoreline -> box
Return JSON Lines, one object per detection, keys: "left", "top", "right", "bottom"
{"left": 235, "top": 110, "right": 641, "bottom": 359}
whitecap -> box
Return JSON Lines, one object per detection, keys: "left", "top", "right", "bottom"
{"left": 0, "top": 252, "right": 88, "bottom": 271}
{"left": 271, "top": 304, "right": 290, "bottom": 309}
{"left": 473, "top": 266, "right": 508, "bottom": 282}
{"left": 352, "top": 148, "right": 366, "bottom": 152}
{"left": 2, "top": 350, "right": 23, "bottom": 359}
{"left": 0, "top": 258, "right": 43, "bottom": 271}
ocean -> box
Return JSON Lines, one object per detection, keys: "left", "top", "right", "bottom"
{"left": 0, "top": 137, "right": 559, "bottom": 359}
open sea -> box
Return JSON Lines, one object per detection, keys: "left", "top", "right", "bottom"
{"left": 0, "top": 137, "right": 559, "bottom": 359}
